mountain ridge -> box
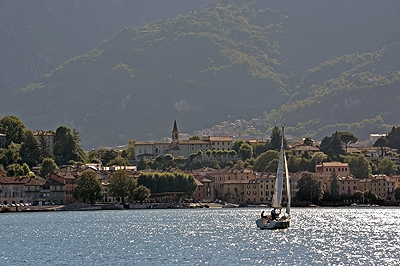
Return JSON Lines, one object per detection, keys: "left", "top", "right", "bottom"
{"left": 2, "top": 0, "right": 400, "bottom": 149}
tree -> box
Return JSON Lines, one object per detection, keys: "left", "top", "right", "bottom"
{"left": 6, "top": 163, "right": 30, "bottom": 177}
{"left": 320, "top": 132, "right": 344, "bottom": 159}
{"left": 73, "top": 172, "right": 103, "bottom": 204}
{"left": 132, "top": 185, "right": 151, "bottom": 204}
{"left": 0, "top": 142, "right": 22, "bottom": 167}
{"left": 377, "top": 158, "right": 398, "bottom": 175}
{"left": 20, "top": 130, "right": 40, "bottom": 167}
{"left": 373, "top": 136, "right": 389, "bottom": 158}
{"left": 53, "top": 126, "right": 79, "bottom": 165}
{"left": 303, "top": 137, "right": 314, "bottom": 146}
{"left": 344, "top": 154, "right": 371, "bottom": 179}
{"left": 252, "top": 150, "right": 279, "bottom": 172}
{"left": 123, "top": 139, "right": 136, "bottom": 159}
{"left": 189, "top": 135, "right": 201, "bottom": 140}
{"left": 0, "top": 116, "right": 26, "bottom": 146}
{"left": 106, "top": 156, "right": 131, "bottom": 166}
{"left": 296, "top": 172, "right": 324, "bottom": 203}
{"left": 267, "top": 126, "right": 285, "bottom": 151}
{"left": 108, "top": 170, "right": 136, "bottom": 203}
{"left": 37, "top": 131, "right": 53, "bottom": 161}
{"left": 387, "top": 126, "right": 400, "bottom": 151}
{"left": 40, "top": 157, "right": 58, "bottom": 177}
{"left": 330, "top": 171, "right": 340, "bottom": 202}
{"left": 311, "top": 151, "right": 328, "bottom": 165}
{"left": 338, "top": 132, "right": 358, "bottom": 153}
{"left": 234, "top": 160, "right": 245, "bottom": 169}
{"left": 232, "top": 139, "right": 245, "bottom": 153}
{"left": 239, "top": 143, "right": 253, "bottom": 160}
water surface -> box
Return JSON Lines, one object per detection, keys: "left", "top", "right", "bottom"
{"left": 0, "top": 207, "right": 399, "bottom": 265}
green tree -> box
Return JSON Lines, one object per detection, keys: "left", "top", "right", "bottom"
{"left": 253, "top": 150, "right": 279, "bottom": 172}
{"left": 20, "top": 130, "right": 40, "bottom": 167}
{"left": 132, "top": 185, "right": 151, "bottom": 204}
{"left": 0, "top": 142, "right": 22, "bottom": 168}
{"left": 387, "top": 126, "right": 400, "bottom": 151}
{"left": 37, "top": 131, "right": 53, "bottom": 161}
{"left": 6, "top": 163, "right": 30, "bottom": 177}
{"left": 303, "top": 137, "right": 314, "bottom": 146}
{"left": 239, "top": 143, "right": 253, "bottom": 160}
{"left": 232, "top": 139, "right": 245, "bottom": 153}
{"left": 53, "top": 126, "right": 79, "bottom": 165}
{"left": 234, "top": 160, "right": 245, "bottom": 169}
{"left": 0, "top": 116, "right": 26, "bottom": 146}
{"left": 311, "top": 151, "right": 328, "bottom": 165}
{"left": 330, "top": 171, "right": 340, "bottom": 202}
{"left": 189, "top": 135, "right": 201, "bottom": 140}
{"left": 108, "top": 170, "right": 136, "bottom": 203}
{"left": 373, "top": 136, "right": 389, "bottom": 158}
{"left": 320, "top": 132, "right": 344, "bottom": 159}
{"left": 377, "top": 158, "right": 398, "bottom": 175}
{"left": 344, "top": 154, "right": 372, "bottom": 179}
{"left": 267, "top": 126, "right": 284, "bottom": 151}
{"left": 40, "top": 157, "right": 58, "bottom": 177}
{"left": 296, "top": 172, "right": 324, "bottom": 203}
{"left": 73, "top": 172, "right": 103, "bottom": 204}
{"left": 338, "top": 132, "right": 358, "bottom": 153}
{"left": 106, "top": 155, "right": 131, "bottom": 166}
{"left": 123, "top": 139, "right": 136, "bottom": 159}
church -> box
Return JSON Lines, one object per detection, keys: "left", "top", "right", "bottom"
{"left": 135, "top": 120, "right": 233, "bottom": 160}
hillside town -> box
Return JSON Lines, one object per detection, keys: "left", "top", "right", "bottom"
{"left": 1, "top": 118, "right": 400, "bottom": 210}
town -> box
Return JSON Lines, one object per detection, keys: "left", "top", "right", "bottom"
{"left": 1, "top": 117, "right": 400, "bottom": 211}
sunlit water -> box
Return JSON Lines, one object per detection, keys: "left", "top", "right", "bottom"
{"left": 1, "top": 207, "right": 399, "bottom": 265}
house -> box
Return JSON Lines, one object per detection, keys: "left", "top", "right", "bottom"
{"left": 316, "top": 162, "right": 350, "bottom": 175}
{"left": 0, "top": 176, "right": 46, "bottom": 204}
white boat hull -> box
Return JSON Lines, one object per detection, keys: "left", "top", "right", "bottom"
{"left": 256, "top": 217, "right": 290, "bottom": 230}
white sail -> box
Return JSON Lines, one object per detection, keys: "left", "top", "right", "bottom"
{"left": 285, "top": 152, "right": 291, "bottom": 215}
{"left": 271, "top": 129, "right": 285, "bottom": 209}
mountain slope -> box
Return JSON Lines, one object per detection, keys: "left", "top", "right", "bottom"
{"left": 2, "top": 0, "right": 400, "bottom": 149}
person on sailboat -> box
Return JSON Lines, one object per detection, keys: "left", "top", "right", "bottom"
{"left": 271, "top": 208, "right": 277, "bottom": 220}
{"left": 261, "top": 211, "right": 268, "bottom": 219}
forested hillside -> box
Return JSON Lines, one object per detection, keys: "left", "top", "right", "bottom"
{"left": 1, "top": 0, "right": 400, "bottom": 149}
{"left": 0, "top": 0, "right": 210, "bottom": 101}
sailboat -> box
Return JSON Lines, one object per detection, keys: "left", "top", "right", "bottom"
{"left": 256, "top": 126, "right": 291, "bottom": 230}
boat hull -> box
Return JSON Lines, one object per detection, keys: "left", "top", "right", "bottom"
{"left": 256, "top": 218, "right": 290, "bottom": 230}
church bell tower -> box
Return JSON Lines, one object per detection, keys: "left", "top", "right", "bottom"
{"left": 172, "top": 120, "right": 179, "bottom": 144}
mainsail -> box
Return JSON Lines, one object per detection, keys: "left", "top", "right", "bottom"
{"left": 271, "top": 127, "right": 285, "bottom": 209}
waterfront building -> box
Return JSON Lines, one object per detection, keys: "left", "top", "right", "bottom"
{"left": 358, "top": 174, "right": 395, "bottom": 200}
{"left": 0, "top": 176, "right": 46, "bottom": 205}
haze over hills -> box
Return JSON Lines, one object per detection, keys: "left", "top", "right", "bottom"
{"left": 1, "top": 0, "right": 400, "bottom": 149}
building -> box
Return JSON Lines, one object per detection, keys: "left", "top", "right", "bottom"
{"left": 316, "top": 162, "right": 350, "bottom": 175}
{"left": 0, "top": 176, "right": 46, "bottom": 205}
{"left": 359, "top": 174, "right": 396, "bottom": 200}
{"left": 135, "top": 120, "right": 233, "bottom": 160}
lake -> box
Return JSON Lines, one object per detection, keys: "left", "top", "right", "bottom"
{"left": 0, "top": 207, "right": 399, "bottom": 265}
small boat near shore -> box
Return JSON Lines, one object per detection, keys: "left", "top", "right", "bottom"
{"left": 222, "top": 203, "right": 239, "bottom": 208}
